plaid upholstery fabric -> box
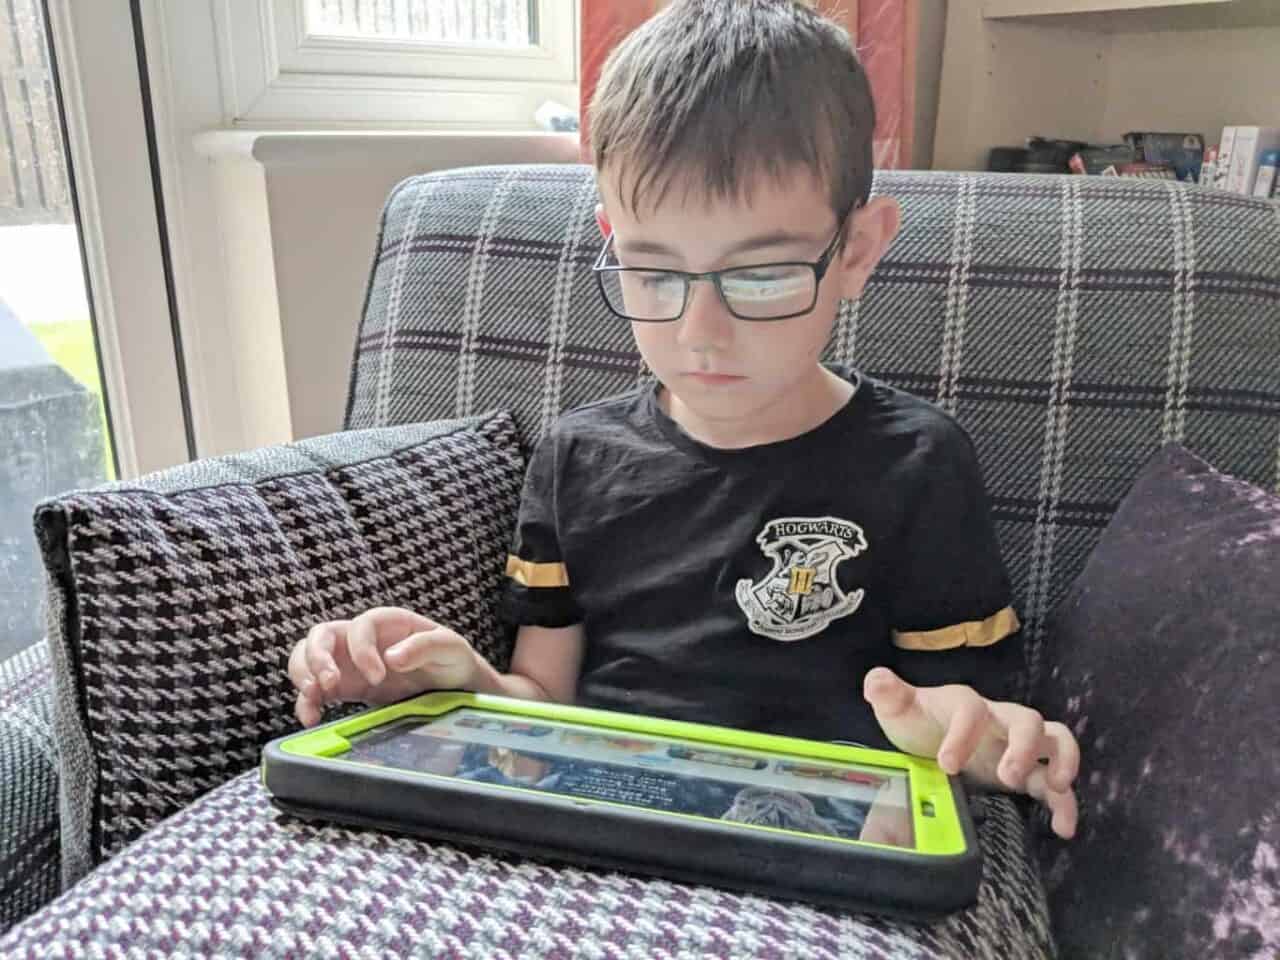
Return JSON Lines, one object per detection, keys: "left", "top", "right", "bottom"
{"left": 0, "top": 641, "right": 59, "bottom": 933}
{"left": 0, "top": 770, "right": 1054, "bottom": 959}
{"left": 32, "top": 414, "right": 524, "bottom": 888}
{"left": 346, "top": 165, "right": 1280, "bottom": 706}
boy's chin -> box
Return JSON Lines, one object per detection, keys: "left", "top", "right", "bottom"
{"left": 666, "top": 383, "right": 772, "bottom": 422}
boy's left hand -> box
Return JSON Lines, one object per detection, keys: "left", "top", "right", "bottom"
{"left": 863, "top": 666, "right": 1079, "bottom": 839}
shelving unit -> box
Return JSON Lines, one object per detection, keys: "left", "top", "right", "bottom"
{"left": 983, "top": 0, "right": 1231, "bottom": 19}
{"left": 933, "top": 0, "right": 1280, "bottom": 171}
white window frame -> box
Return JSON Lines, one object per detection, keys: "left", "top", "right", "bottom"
{"left": 214, "top": 0, "right": 579, "bottom": 128}
{"left": 43, "top": 0, "right": 191, "bottom": 479}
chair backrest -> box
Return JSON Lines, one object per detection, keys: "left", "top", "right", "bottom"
{"left": 346, "top": 164, "right": 1280, "bottom": 698}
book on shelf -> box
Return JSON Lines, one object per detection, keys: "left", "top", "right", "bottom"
{"left": 1254, "top": 151, "right": 1279, "bottom": 199}
{"left": 1123, "top": 132, "right": 1204, "bottom": 183}
{"left": 1224, "top": 126, "right": 1280, "bottom": 195}
{"left": 1068, "top": 145, "right": 1135, "bottom": 175}
{"left": 1199, "top": 145, "right": 1219, "bottom": 186}
{"left": 1100, "top": 162, "right": 1177, "bottom": 180}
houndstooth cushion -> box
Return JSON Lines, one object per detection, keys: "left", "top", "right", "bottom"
{"left": 346, "top": 165, "right": 1280, "bottom": 710}
{"left": 32, "top": 413, "right": 524, "bottom": 889}
{"left": 0, "top": 641, "right": 60, "bottom": 933}
{"left": 0, "top": 770, "right": 1054, "bottom": 958}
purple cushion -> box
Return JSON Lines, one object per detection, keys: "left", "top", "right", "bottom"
{"left": 0, "top": 771, "right": 1055, "bottom": 958}
{"left": 1036, "top": 443, "right": 1280, "bottom": 958}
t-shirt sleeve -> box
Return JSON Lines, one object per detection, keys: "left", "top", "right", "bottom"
{"left": 886, "top": 421, "right": 1024, "bottom": 703}
{"left": 497, "top": 430, "right": 583, "bottom": 628}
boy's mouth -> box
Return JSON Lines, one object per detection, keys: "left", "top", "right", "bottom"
{"left": 685, "top": 372, "right": 747, "bottom": 385}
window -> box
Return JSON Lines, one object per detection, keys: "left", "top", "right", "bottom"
{"left": 214, "top": 0, "right": 577, "bottom": 127}
{"left": 2, "top": 0, "right": 111, "bottom": 661}
{"left": 1, "top": 0, "right": 191, "bottom": 661}
{"left": 304, "top": 0, "right": 536, "bottom": 46}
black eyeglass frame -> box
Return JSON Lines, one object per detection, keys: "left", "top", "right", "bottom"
{"left": 591, "top": 204, "right": 858, "bottom": 323}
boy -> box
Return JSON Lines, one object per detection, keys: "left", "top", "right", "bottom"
{"left": 288, "top": 0, "right": 1079, "bottom": 840}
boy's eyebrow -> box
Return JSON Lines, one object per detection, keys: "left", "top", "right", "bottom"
{"left": 617, "top": 228, "right": 825, "bottom": 260}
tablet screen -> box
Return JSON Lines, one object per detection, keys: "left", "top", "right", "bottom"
{"left": 342, "top": 707, "right": 915, "bottom": 848}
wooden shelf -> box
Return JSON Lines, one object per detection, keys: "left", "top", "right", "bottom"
{"left": 982, "top": 0, "right": 1280, "bottom": 31}
{"left": 985, "top": 0, "right": 1228, "bottom": 17}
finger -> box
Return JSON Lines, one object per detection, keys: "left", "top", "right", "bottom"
{"left": 936, "top": 692, "right": 991, "bottom": 776}
{"left": 986, "top": 704, "right": 1080, "bottom": 792}
{"left": 287, "top": 639, "right": 314, "bottom": 694}
{"left": 860, "top": 807, "right": 913, "bottom": 847}
{"left": 298, "top": 668, "right": 328, "bottom": 724}
{"left": 347, "top": 612, "right": 388, "bottom": 686}
{"left": 303, "top": 623, "right": 343, "bottom": 692}
{"left": 1027, "top": 766, "right": 1079, "bottom": 839}
{"left": 993, "top": 705, "right": 1048, "bottom": 788}
{"left": 1043, "top": 721, "right": 1081, "bottom": 793}
{"left": 295, "top": 688, "right": 322, "bottom": 728}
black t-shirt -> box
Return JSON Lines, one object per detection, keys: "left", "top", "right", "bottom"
{"left": 498, "top": 365, "right": 1022, "bottom": 748}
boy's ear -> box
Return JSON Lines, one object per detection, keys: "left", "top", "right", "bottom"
{"left": 595, "top": 204, "right": 611, "bottom": 239}
{"left": 836, "top": 196, "right": 902, "bottom": 301}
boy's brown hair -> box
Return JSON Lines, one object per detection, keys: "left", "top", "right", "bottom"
{"left": 588, "top": 0, "right": 876, "bottom": 219}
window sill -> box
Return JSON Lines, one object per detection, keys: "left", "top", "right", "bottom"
{"left": 193, "top": 128, "right": 581, "bottom": 168}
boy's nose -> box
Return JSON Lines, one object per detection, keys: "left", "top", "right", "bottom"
{"left": 675, "top": 279, "right": 733, "bottom": 352}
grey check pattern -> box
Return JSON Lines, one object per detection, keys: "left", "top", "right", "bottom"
{"left": 31, "top": 413, "right": 523, "bottom": 887}
{"left": 0, "top": 641, "right": 60, "bottom": 931}
{"left": 0, "top": 771, "right": 1053, "bottom": 959}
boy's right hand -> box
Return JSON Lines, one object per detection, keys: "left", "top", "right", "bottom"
{"left": 288, "top": 607, "right": 481, "bottom": 727}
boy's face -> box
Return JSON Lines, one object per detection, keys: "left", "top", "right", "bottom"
{"left": 596, "top": 169, "right": 900, "bottom": 442}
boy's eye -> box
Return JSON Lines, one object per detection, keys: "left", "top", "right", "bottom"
{"left": 722, "top": 266, "right": 811, "bottom": 299}
{"left": 639, "top": 272, "right": 682, "bottom": 292}
{"left": 731, "top": 269, "right": 788, "bottom": 284}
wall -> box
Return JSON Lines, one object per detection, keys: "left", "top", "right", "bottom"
{"left": 1099, "top": 25, "right": 1280, "bottom": 139}
{"left": 195, "top": 132, "right": 581, "bottom": 446}
{"left": 913, "top": 0, "right": 947, "bottom": 169}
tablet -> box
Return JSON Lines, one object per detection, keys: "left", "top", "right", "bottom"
{"left": 261, "top": 692, "right": 981, "bottom": 918}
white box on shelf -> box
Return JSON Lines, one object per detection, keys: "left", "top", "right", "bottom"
{"left": 1213, "top": 126, "right": 1237, "bottom": 189}
{"left": 1225, "top": 127, "right": 1280, "bottom": 195}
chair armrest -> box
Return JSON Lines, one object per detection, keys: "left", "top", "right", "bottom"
{"left": 0, "top": 641, "right": 61, "bottom": 933}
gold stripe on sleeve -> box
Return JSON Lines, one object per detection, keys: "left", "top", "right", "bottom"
{"left": 505, "top": 555, "right": 570, "bottom": 589}
{"left": 892, "top": 606, "right": 1021, "bottom": 652}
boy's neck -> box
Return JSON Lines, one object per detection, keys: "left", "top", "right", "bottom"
{"left": 659, "top": 365, "right": 855, "bottom": 450}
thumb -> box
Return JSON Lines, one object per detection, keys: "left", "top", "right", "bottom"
{"left": 384, "top": 629, "right": 478, "bottom": 690}
{"left": 384, "top": 629, "right": 471, "bottom": 673}
{"left": 863, "top": 666, "right": 948, "bottom": 762}
{"left": 863, "top": 666, "right": 917, "bottom": 718}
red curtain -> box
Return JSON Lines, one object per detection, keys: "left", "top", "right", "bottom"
{"left": 858, "top": 0, "right": 918, "bottom": 169}
{"left": 578, "top": 3, "right": 661, "bottom": 158}
{"left": 579, "top": 1, "right": 917, "bottom": 170}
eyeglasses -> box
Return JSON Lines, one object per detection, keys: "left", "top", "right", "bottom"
{"left": 592, "top": 206, "right": 856, "bottom": 323}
